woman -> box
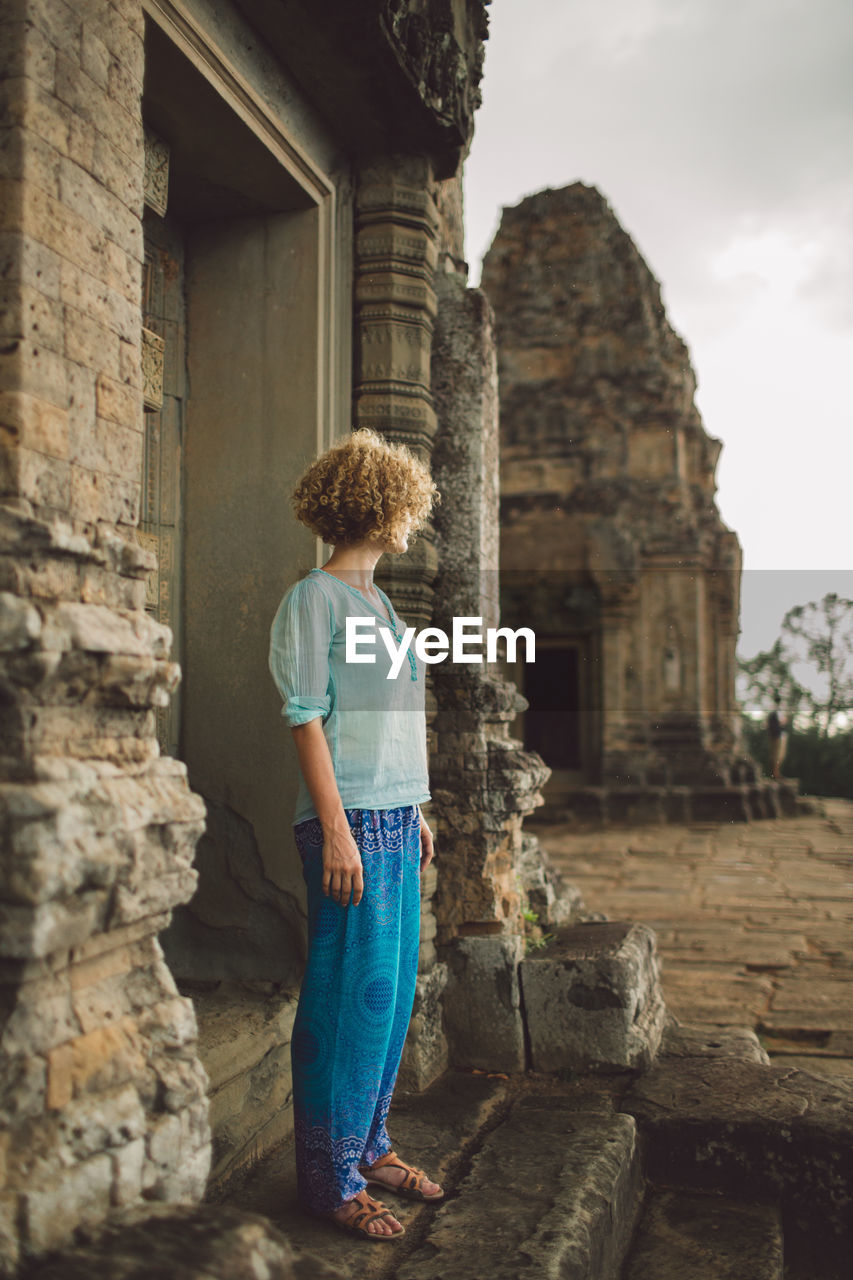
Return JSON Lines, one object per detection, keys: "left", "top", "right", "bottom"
{"left": 268, "top": 428, "right": 444, "bottom": 1241}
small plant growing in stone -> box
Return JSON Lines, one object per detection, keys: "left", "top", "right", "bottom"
{"left": 522, "top": 907, "right": 554, "bottom": 953}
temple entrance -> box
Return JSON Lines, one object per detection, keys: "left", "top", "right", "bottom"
{"left": 501, "top": 576, "right": 602, "bottom": 800}
{"left": 517, "top": 637, "right": 600, "bottom": 801}
{"left": 140, "top": 11, "right": 351, "bottom": 990}
{"left": 523, "top": 643, "right": 582, "bottom": 772}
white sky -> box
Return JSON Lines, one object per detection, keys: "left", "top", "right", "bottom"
{"left": 464, "top": 0, "right": 853, "bottom": 658}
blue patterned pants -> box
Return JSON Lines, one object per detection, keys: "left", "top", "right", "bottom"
{"left": 291, "top": 804, "right": 422, "bottom": 1213}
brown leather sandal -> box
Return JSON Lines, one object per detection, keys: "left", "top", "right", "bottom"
{"left": 359, "top": 1150, "right": 445, "bottom": 1202}
{"left": 326, "top": 1188, "right": 406, "bottom": 1241}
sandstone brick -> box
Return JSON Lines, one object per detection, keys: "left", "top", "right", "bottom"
{"left": 54, "top": 52, "right": 107, "bottom": 132}
{"left": 61, "top": 258, "right": 137, "bottom": 344}
{"left": 0, "top": 336, "right": 67, "bottom": 406}
{"left": 0, "top": 589, "right": 41, "bottom": 648}
{"left": 0, "top": 390, "right": 68, "bottom": 458}
{"left": 46, "top": 1040, "right": 73, "bottom": 1109}
{"left": 69, "top": 971, "right": 132, "bottom": 1036}
{"left": 108, "top": 0, "right": 146, "bottom": 45}
{"left": 0, "top": 1193, "right": 19, "bottom": 1275}
{"left": 0, "top": 1052, "right": 48, "bottom": 1120}
{"left": 56, "top": 1081, "right": 146, "bottom": 1160}
{"left": 0, "top": 177, "right": 24, "bottom": 234}
{"left": 178, "top": 1097, "right": 210, "bottom": 1153}
{"left": 146, "top": 1110, "right": 181, "bottom": 1168}
{"left": 22, "top": 1152, "right": 112, "bottom": 1252}
{"left": 94, "top": 95, "right": 143, "bottom": 179}
{"left": 0, "top": 77, "right": 73, "bottom": 156}
{"left": 0, "top": 123, "right": 59, "bottom": 200}
{"left": 138, "top": 995, "right": 198, "bottom": 1054}
{"left": 67, "top": 112, "right": 95, "bottom": 170}
{"left": 152, "top": 1052, "right": 209, "bottom": 1114}
{"left": 148, "top": 1142, "right": 210, "bottom": 1202}
{"left": 44, "top": 599, "right": 171, "bottom": 657}
{"left": 56, "top": 152, "right": 111, "bottom": 231}
{"left": 92, "top": 129, "right": 143, "bottom": 212}
{"left": 107, "top": 51, "right": 142, "bottom": 113}
{"left": 80, "top": 26, "right": 110, "bottom": 91}
{"left": 79, "top": 563, "right": 146, "bottom": 610}
{"left": 68, "top": 944, "right": 132, "bottom": 993}
{"left": 70, "top": 462, "right": 139, "bottom": 525}
{"left": 0, "top": 441, "right": 72, "bottom": 510}
{"left": 11, "top": 283, "right": 65, "bottom": 353}
{"left": 118, "top": 335, "right": 141, "bottom": 389}
{"left": 69, "top": 912, "right": 170, "bottom": 966}
{"left": 64, "top": 306, "right": 121, "bottom": 381}
{"left": 95, "top": 370, "right": 139, "bottom": 428}
{"left": 66, "top": 357, "right": 95, "bottom": 444}
{"left": 15, "top": 0, "right": 83, "bottom": 58}
{"left": 110, "top": 1134, "right": 144, "bottom": 1205}
{"left": 0, "top": 230, "right": 63, "bottom": 301}
{"left": 69, "top": 1018, "right": 148, "bottom": 1095}
{"left": 0, "top": 18, "right": 56, "bottom": 91}
{"left": 3, "top": 982, "right": 80, "bottom": 1057}
{"left": 0, "top": 888, "right": 105, "bottom": 958}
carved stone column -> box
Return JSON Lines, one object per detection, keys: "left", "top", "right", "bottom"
{"left": 353, "top": 157, "right": 440, "bottom": 629}
{"left": 354, "top": 159, "right": 447, "bottom": 1088}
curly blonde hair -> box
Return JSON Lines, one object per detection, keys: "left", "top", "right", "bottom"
{"left": 292, "top": 428, "right": 438, "bottom": 546}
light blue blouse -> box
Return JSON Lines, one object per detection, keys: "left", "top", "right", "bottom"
{"left": 269, "top": 568, "right": 430, "bottom": 825}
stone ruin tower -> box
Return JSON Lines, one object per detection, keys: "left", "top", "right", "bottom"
{"left": 482, "top": 183, "right": 793, "bottom": 822}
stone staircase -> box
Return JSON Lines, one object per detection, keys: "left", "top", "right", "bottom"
{"left": 204, "top": 1009, "right": 852, "bottom": 1279}
{"left": 21, "top": 917, "right": 853, "bottom": 1278}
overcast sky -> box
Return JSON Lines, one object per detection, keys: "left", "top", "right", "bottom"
{"left": 464, "top": 0, "right": 853, "bottom": 656}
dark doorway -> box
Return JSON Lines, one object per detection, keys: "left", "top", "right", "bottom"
{"left": 523, "top": 645, "right": 581, "bottom": 770}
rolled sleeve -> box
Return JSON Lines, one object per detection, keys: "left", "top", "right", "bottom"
{"left": 269, "top": 577, "right": 334, "bottom": 728}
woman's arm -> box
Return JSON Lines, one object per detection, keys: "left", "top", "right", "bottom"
{"left": 418, "top": 805, "right": 434, "bottom": 869}
{"left": 291, "top": 718, "right": 364, "bottom": 907}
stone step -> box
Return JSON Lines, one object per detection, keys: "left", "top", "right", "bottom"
{"left": 621, "top": 1054, "right": 853, "bottom": 1279}
{"left": 188, "top": 980, "right": 298, "bottom": 1187}
{"left": 621, "top": 1186, "right": 784, "bottom": 1279}
{"left": 211, "top": 1069, "right": 645, "bottom": 1280}
{"left": 207, "top": 1069, "right": 513, "bottom": 1280}
{"left": 395, "top": 1095, "right": 643, "bottom": 1280}
{"left": 519, "top": 920, "right": 667, "bottom": 1074}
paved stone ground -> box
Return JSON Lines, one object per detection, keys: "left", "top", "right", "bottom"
{"left": 531, "top": 796, "right": 853, "bottom": 1077}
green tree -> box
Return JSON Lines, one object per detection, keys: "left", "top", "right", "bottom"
{"left": 738, "top": 593, "right": 853, "bottom": 736}
{"left": 782, "top": 593, "right": 853, "bottom": 736}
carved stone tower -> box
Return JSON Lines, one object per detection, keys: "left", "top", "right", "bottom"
{"left": 482, "top": 183, "right": 794, "bottom": 822}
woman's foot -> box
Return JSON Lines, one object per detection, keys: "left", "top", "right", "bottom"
{"left": 328, "top": 1189, "right": 404, "bottom": 1239}
{"left": 360, "top": 1151, "right": 443, "bottom": 1201}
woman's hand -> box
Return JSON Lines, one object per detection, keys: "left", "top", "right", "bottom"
{"left": 419, "top": 808, "right": 435, "bottom": 869}
{"left": 322, "top": 819, "right": 364, "bottom": 906}
{"left": 291, "top": 721, "right": 364, "bottom": 906}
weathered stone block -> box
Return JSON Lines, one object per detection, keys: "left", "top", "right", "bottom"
{"left": 520, "top": 920, "right": 667, "bottom": 1073}
{"left": 0, "top": 1192, "right": 19, "bottom": 1274}
{"left": 0, "top": 589, "right": 41, "bottom": 648}
{"left": 22, "top": 1151, "right": 112, "bottom": 1252}
{"left": 80, "top": 26, "right": 111, "bottom": 92}
{"left": 109, "top": 1135, "right": 145, "bottom": 1206}
{"left": 0, "top": 889, "right": 105, "bottom": 960}
{"left": 443, "top": 935, "right": 526, "bottom": 1072}
{"left": 398, "top": 961, "right": 448, "bottom": 1091}
{"left": 22, "top": 1203, "right": 347, "bottom": 1280}
{"left": 0, "top": 1051, "right": 47, "bottom": 1121}
{"left": 55, "top": 1082, "right": 146, "bottom": 1163}
{"left": 623, "top": 1058, "right": 853, "bottom": 1246}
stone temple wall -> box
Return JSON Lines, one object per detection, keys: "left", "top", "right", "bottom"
{"left": 0, "top": 2, "right": 211, "bottom": 1270}
{"left": 0, "top": 0, "right": 571, "bottom": 1267}
{"left": 481, "top": 183, "right": 795, "bottom": 823}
